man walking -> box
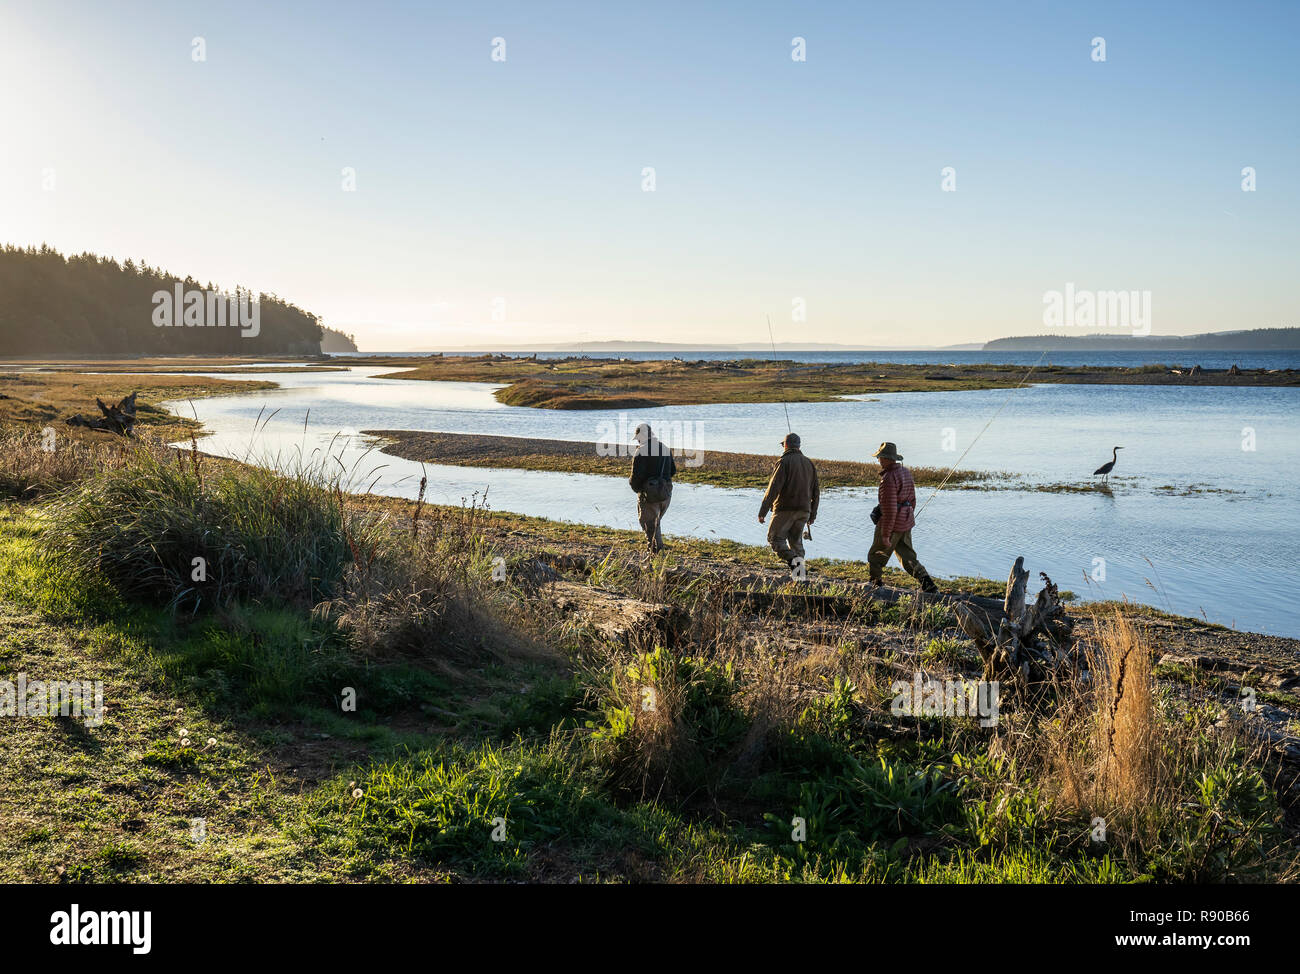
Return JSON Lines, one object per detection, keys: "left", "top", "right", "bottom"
{"left": 758, "top": 432, "right": 819, "bottom": 568}
{"left": 868, "top": 441, "right": 939, "bottom": 593}
{"left": 629, "top": 422, "right": 676, "bottom": 553}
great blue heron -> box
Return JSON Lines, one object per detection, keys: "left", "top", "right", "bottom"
{"left": 1093, "top": 446, "right": 1123, "bottom": 483}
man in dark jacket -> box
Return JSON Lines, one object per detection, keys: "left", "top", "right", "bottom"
{"left": 758, "top": 432, "right": 819, "bottom": 567}
{"left": 629, "top": 422, "right": 677, "bottom": 553}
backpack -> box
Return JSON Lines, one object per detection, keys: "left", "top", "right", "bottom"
{"left": 640, "top": 454, "right": 672, "bottom": 504}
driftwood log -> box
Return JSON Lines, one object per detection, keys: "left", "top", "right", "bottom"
{"left": 953, "top": 556, "right": 1076, "bottom": 705}
{"left": 530, "top": 549, "right": 1010, "bottom": 621}
{"left": 729, "top": 589, "right": 857, "bottom": 616}
{"left": 66, "top": 391, "right": 137, "bottom": 437}
{"left": 549, "top": 581, "right": 686, "bottom": 651}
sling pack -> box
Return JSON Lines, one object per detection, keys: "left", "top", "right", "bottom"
{"left": 640, "top": 453, "right": 672, "bottom": 504}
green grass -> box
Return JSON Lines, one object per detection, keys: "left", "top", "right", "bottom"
{"left": 304, "top": 737, "right": 685, "bottom": 880}
{"left": 920, "top": 637, "right": 978, "bottom": 669}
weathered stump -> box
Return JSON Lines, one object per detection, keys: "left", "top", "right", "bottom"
{"left": 66, "top": 391, "right": 138, "bottom": 437}
{"left": 953, "top": 556, "right": 1076, "bottom": 707}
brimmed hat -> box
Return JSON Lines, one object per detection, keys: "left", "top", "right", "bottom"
{"left": 783, "top": 432, "right": 801, "bottom": 449}
{"left": 873, "top": 441, "right": 903, "bottom": 461}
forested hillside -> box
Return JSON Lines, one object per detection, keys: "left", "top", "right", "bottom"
{"left": 320, "top": 325, "right": 359, "bottom": 352}
{"left": 0, "top": 244, "right": 322, "bottom": 357}
{"left": 985, "top": 327, "right": 1300, "bottom": 351}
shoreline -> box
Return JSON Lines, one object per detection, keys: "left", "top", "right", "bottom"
{"left": 362, "top": 430, "right": 1244, "bottom": 498}
{"left": 355, "top": 490, "right": 1300, "bottom": 647}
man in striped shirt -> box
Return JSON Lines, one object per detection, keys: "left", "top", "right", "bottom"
{"left": 868, "top": 442, "right": 939, "bottom": 593}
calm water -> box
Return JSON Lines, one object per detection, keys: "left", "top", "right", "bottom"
{"left": 164, "top": 368, "right": 1300, "bottom": 637}
{"left": 333, "top": 349, "right": 1300, "bottom": 370}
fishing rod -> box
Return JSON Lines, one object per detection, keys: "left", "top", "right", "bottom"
{"left": 913, "top": 348, "right": 1050, "bottom": 520}
{"left": 765, "top": 313, "right": 793, "bottom": 433}
{"left": 766, "top": 313, "right": 807, "bottom": 539}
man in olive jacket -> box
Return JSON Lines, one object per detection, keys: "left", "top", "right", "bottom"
{"left": 758, "top": 432, "right": 819, "bottom": 567}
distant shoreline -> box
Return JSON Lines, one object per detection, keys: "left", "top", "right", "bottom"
{"left": 330, "top": 326, "right": 1300, "bottom": 355}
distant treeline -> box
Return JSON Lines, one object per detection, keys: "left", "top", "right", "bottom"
{"left": 320, "top": 326, "right": 358, "bottom": 353}
{"left": 985, "top": 327, "right": 1300, "bottom": 351}
{"left": 0, "top": 244, "right": 323, "bottom": 357}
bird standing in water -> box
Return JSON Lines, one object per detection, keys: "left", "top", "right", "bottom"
{"left": 1094, "top": 446, "right": 1123, "bottom": 483}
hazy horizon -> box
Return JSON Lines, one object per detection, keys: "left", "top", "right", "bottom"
{"left": 331, "top": 326, "right": 1293, "bottom": 354}
{"left": 3, "top": 0, "right": 1296, "bottom": 351}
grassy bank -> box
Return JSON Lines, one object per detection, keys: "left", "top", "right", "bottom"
{"left": 1, "top": 428, "right": 1296, "bottom": 884}
{"left": 0, "top": 369, "right": 276, "bottom": 442}
{"left": 363, "top": 430, "right": 998, "bottom": 490}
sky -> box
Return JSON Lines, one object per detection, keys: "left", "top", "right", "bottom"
{"left": 1, "top": 0, "right": 1297, "bottom": 350}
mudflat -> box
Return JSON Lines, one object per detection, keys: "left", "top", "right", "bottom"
{"left": 362, "top": 355, "right": 1300, "bottom": 410}
{"left": 362, "top": 429, "right": 998, "bottom": 490}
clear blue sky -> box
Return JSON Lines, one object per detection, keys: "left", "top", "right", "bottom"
{"left": 2, "top": 0, "right": 1296, "bottom": 349}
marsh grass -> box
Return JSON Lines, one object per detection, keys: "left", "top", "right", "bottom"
{"left": 0, "top": 370, "right": 270, "bottom": 443}
{"left": 41, "top": 439, "right": 363, "bottom": 611}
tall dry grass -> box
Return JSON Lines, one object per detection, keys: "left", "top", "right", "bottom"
{"left": 320, "top": 489, "right": 554, "bottom": 669}
{"left": 0, "top": 425, "right": 138, "bottom": 499}
{"left": 1033, "top": 610, "right": 1191, "bottom": 822}
{"left": 999, "top": 610, "right": 1283, "bottom": 878}
{"left": 1092, "top": 611, "right": 1158, "bottom": 815}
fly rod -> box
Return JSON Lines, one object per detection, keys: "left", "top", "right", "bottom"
{"left": 913, "top": 348, "right": 1050, "bottom": 520}
{"left": 765, "top": 313, "right": 793, "bottom": 434}
{"left": 766, "top": 313, "right": 804, "bottom": 539}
